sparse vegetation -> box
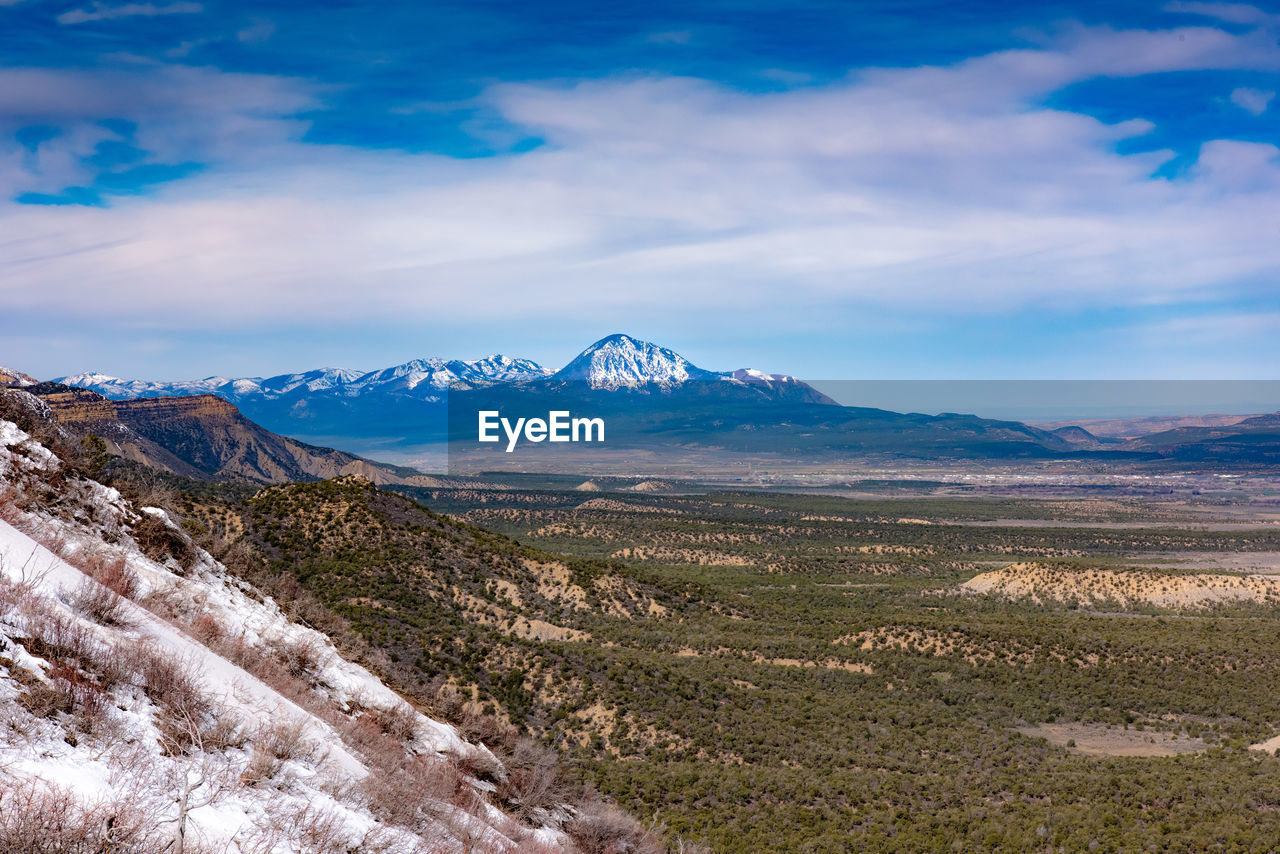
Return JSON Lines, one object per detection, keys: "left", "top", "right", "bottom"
{"left": 185, "top": 477, "right": 1280, "bottom": 852}
{"left": 19, "top": 397, "right": 1280, "bottom": 851}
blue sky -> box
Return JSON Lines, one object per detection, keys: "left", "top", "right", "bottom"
{"left": 3, "top": 0, "right": 1280, "bottom": 381}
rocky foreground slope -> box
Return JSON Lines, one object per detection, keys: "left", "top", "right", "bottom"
{"left": 0, "top": 415, "right": 667, "bottom": 853}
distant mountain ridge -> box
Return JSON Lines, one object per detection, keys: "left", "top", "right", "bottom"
{"left": 52, "top": 335, "right": 837, "bottom": 450}
{"left": 57, "top": 334, "right": 826, "bottom": 402}
{"left": 59, "top": 354, "right": 554, "bottom": 402}
{"left": 42, "top": 335, "right": 1280, "bottom": 468}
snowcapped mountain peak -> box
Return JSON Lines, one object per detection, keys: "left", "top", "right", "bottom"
{"left": 258, "top": 367, "right": 362, "bottom": 395}
{"left": 344, "top": 354, "right": 550, "bottom": 395}
{"left": 53, "top": 335, "right": 833, "bottom": 409}
{"left": 465, "top": 354, "right": 552, "bottom": 383}
{"left": 60, "top": 371, "right": 123, "bottom": 386}
{"left": 554, "top": 334, "right": 715, "bottom": 390}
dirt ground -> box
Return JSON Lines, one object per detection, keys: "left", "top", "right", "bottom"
{"left": 1017, "top": 723, "right": 1208, "bottom": 757}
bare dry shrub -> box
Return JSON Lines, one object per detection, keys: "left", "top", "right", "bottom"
{"left": 242, "top": 717, "right": 314, "bottom": 786}
{"left": 0, "top": 570, "right": 38, "bottom": 620}
{"left": 20, "top": 602, "right": 95, "bottom": 664}
{"left": 136, "top": 643, "right": 203, "bottom": 709}
{"left": 77, "top": 552, "right": 141, "bottom": 600}
{"left": 266, "top": 633, "right": 325, "bottom": 681}
{"left": 359, "top": 755, "right": 463, "bottom": 831}
{"left": 130, "top": 512, "right": 196, "bottom": 570}
{"left": 199, "top": 701, "right": 249, "bottom": 752}
{"left": 495, "top": 738, "right": 568, "bottom": 822}
{"left": 336, "top": 712, "right": 404, "bottom": 771}
{"left": 66, "top": 578, "right": 133, "bottom": 628}
{"left": 369, "top": 701, "right": 419, "bottom": 742}
{"left": 134, "top": 642, "right": 214, "bottom": 754}
{"left": 565, "top": 798, "right": 666, "bottom": 854}
{"left": 259, "top": 717, "right": 313, "bottom": 761}
{"left": 188, "top": 612, "right": 226, "bottom": 645}
{"left": 15, "top": 669, "right": 77, "bottom": 720}
{"left": 88, "top": 644, "right": 135, "bottom": 690}
{"left": 277, "top": 803, "right": 360, "bottom": 854}
{"left": 453, "top": 706, "right": 506, "bottom": 752}
{"left": 0, "top": 777, "right": 168, "bottom": 852}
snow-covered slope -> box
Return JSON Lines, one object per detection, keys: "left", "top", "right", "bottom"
{"left": 257, "top": 367, "right": 367, "bottom": 395}
{"left": 721, "top": 368, "right": 838, "bottom": 404}
{"left": 0, "top": 419, "right": 570, "bottom": 853}
{"left": 0, "top": 366, "right": 36, "bottom": 387}
{"left": 345, "top": 356, "right": 549, "bottom": 397}
{"left": 57, "top": 372, "right": 264, "bottom": 401}
{"left": 551, "top": 334, "right": 718, "bottom": 391}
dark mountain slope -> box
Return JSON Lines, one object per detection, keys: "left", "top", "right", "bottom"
{"left": 20, "top": 384, "right": 440, "bottom": 486}
{"left": 1127, "top": 413, "right": 1280, "bottom": 463}
{"left": 202, "top": 475, "right": 687, "bottom": 736}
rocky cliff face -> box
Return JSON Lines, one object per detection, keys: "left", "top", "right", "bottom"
{"left": 34, "top": 387, "right": 439, "bottom": 486}
{"left": 40, "top": 390, "right": 238, "bottom": 426}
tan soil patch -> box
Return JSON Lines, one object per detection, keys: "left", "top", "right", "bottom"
{"left": 1018, "top": 723, "right": 1208, "bottom": 757}
{"left": 449, "top": 587, "right": 590, "bottom": 642}
{"left": 611, "top": 546, "right": 756, "bottom": 566}
{"left": 963, "top": 562, "right": 1280, "bottom": 609}
{"left": 674, "top": 646, "right": 871, "bottom": 674}
{"left": 522, "top": 557, "right": 590, "bottom": 610}
{"left": 575, "top": 498, "right": 676, "bottom": 514}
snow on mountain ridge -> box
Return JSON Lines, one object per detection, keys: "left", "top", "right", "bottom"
{"left": 53, "top": 334, "right": 831, "bottom": 403}
{"left": 59, "top": 354, "right": 552, "bottom": 400}
{"left": 552, "top": 333, "right": 717, "bottom": 390}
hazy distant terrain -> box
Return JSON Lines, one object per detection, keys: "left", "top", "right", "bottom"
{"left": 1031, "top": 413, "right": 1258, "bottom": 438}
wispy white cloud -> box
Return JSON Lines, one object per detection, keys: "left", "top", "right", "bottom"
{"left": 1231, "top": 86, "right": 1275, "bottom": 113}
{"left": 0, "top": 64, "right": 318, "bottom": 198}
{"left": 4, "top": 21, "right": 1280, "bottom": 366}
{"left": 1164, "top": 2, "right": 1280, "bottom": 26}
{"left": 237, "top": 19, "right": 275, "bottom": 44}
{"left": 58, "top": 2, "right": 203, "bottom": 25}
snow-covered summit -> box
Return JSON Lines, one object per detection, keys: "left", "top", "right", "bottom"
{"left": 258, "top": 367, "right": 366, "bottom": 395}
{"left": 552, "top": 334, "right": 717, "bottom": 391}
{"left": 346, "top": 355, "right": 550, "bottom": 396}
{"left": 57, "top": 372, "right": 264, "bottom": 400}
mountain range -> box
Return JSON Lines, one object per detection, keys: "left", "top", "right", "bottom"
{"left": 54, "top": 334, "right": 838, "bottom": 455}
{"left": 59, "top": 334, "right": 829, "bottom": 403}
{"left": 30, "top": 334, "right": 1280, "bottom": 470}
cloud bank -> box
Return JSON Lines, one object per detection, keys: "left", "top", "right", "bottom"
{"left": 3, "top": 13, "right": 1280, "bottom": 375}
